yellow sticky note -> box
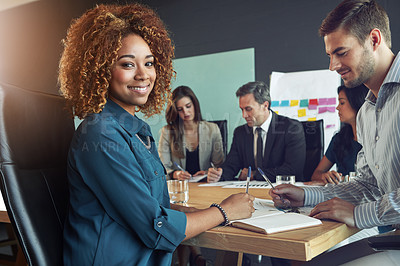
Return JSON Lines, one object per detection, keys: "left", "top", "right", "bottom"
{"left": 275, "top": 111, "right": 279, "bottom": 115}
{"left": 290, "top": 100, "right": 299, "bottom": 107}
{"left": 298, "top": 109, "right": 306, "bottom": 117}
{"left": 307, "top": 117, "right": 317, "bottom": 121}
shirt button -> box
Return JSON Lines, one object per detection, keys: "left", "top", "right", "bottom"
{"left": 154, "top": 171, "right": 158, "bottom": 175}
{"left": 375, "top": 164, "right": 379, "bottom": 170}
{"left": 157, "top": 221, "right": 163, "bottom": 227}
{"left": 376, "top": 136, "right": 379, "bottom": 141}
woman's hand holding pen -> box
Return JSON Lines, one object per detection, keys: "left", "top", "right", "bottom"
{"left": 269, "top": 184, "right": 305, "bottom": 209}
{"left": 220, "top": 193, "right": 255, "bottom": 220}
{"left": 173, "top": 170, "right": 192, "bottom": 180}
{"left": 173, "top": 162, "right": 192, "bottom": 180}
{"left": 207, "top": 167, "right": 222, "bottom": 183}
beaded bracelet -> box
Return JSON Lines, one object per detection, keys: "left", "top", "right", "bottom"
{"left": 210, "top": 203, "right": 229, "bottom": 226}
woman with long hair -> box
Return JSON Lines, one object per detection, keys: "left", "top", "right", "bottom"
{"left": 158, "top": 85, "right": 224, "bottom": 182}
{"left": 311, "top": 84, "right": 369, "bottom": 184}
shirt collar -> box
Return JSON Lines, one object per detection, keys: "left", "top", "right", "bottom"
{"left": 101, "top": 99, "right": 152, "bottom": 138}
{"left": 382, "top": 52, "right": 400, "bottom": 85}
{"left": 365, "top": 51, "right": 400, "bottom": 106}
{"left": 253, "top": 110, "right": 272, "bottom": 134}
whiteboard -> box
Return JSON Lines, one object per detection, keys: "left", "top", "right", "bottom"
{"left": 270, "top": 69, "right": 341, "bottom": 153}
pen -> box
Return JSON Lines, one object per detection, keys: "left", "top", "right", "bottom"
{"left": 173, "top": 162, "right": 192, "bottom": 179}
{"left": 257, "top": 167, "right": 275, "bottom": 189}
{"left": 257, "top": 168, "right": 297, "bottom": 212}
{"left": 210, "top": 162, "right": 217, "bottom": 170}
{"left": 245, "top": 166, "right": 251, "bottom": 193}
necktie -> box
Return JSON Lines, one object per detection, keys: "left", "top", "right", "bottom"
{"left": 256, "top": 127, "right": 263, "bottom": 169}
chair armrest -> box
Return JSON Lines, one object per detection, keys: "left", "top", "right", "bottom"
{"left": 368, "top": 234, "right": 400, "bottom": 250}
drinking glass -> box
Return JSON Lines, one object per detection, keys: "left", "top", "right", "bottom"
{"left": 276, "top": 175, "right": 296, "bottom": 185}
{"left": 167, "top": 180, "right": 189, "bottom": 204}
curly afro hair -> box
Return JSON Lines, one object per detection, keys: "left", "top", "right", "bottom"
{"left": 59, "top": 3, "right": 175, "bottom": 118}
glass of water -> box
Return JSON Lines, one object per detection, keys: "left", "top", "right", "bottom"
{"left": 276, "top": 175, "right": 296, "bottom": 185}
{"left": 167, "top": 180, "right": 189, "bottom": 204}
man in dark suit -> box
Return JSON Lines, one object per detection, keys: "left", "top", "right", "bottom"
{"left": 208, "top": 81, "right": 306, "bottom": 182}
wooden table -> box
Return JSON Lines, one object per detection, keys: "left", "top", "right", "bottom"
{"left": 0, "top": 201, "right": 26, "bottom": 266}
{"left": 0, "top": 211, "right": 10, "bottom": 223}
{"left": 182, "top": 183, "right": 360, "bottom": 262}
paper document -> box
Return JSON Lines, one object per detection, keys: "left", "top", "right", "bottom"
{"left": 188, "top": 174, "right": 207, "bottom": 183}
{"left": 198, "top": 181, "right": 235, "bottom": 187}
{"left": 230, "top": 198, "right": 321, "bottom": 234}
{"left": 197, "top": 181, "right": 321, "bottom": 188}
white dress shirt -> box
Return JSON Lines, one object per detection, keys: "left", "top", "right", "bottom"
{"left": 252, "top": 110, "right": 272, "bottom": 162}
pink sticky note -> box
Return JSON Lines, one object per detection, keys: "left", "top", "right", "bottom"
{"left": 327, "top": 98, "right": 336, "bottom": 105}
{"left": 318, "top": 106, "right": 327, "bottom": 114}
{"left": 319, "top": 98, "right": 329, "bottom": 105}
{"left": 309, "top": 104, "right": 318, "bottom": 110}
{"left": 327, "top": 106, "right": 336, "bottom": 112}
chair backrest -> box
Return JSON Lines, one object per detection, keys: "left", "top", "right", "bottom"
{"left": 0, "top": 83, "right": 74, "bottom": 266}
{"left": 209, "top": 120, "right": 228, "bottom": 157}
{"left": 301, "top": 120, "right": 324, "bottom": 181}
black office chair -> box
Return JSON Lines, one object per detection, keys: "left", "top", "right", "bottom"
{"left": 209, "top": 120, "right": 228, "bottom": 157}
{"left": 0, "top": 83, "right": 75, "bottom": 266}
{"left": 301, "top": 120, "right": 324, "bottom": 181}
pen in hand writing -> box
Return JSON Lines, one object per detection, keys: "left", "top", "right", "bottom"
{"left": 245, "top": 166, "right": 251, "bottom": 193}
{"left": 210, "top": 162, "right": 217, "bottom": 170}
{"left": 257, "top": 168, "right": 298, "bottom": 212}
{"left": 173, "top": 162, "right": 192, "bottom": 179}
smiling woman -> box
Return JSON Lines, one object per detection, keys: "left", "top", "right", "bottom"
{"left": 109, "top": 34, "right": 157, "bottom": 115}
{"left": 59, "top": 4, "right": 174, "bottom": 119}
{"left": 58, "top": 3, "right": 254, "bottom": 265}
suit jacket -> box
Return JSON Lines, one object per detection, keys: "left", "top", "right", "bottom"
{"left": 158, "top": 121, "right": 225, "bottom": 176}
{"left": 221, "top": 112, "right": 306, "bottom": 182}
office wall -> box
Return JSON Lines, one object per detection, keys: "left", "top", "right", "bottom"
{"left": 0, "top": 0, "right": 94, "bottom": 94}
{"left": 141, "top": 0, "right": 399, "bottom": 82}
{"left": 2, "top": 0, "right": 399, "bottom": 93}
{"left": 2, "top": 0, "right": 398, "bottom": 96}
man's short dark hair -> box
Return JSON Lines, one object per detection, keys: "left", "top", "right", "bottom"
{"left": 236, "top": 81, "right": 271, "bottom": 109}
{"left": 319, "top": 0, "right": 391, "bottom": 48}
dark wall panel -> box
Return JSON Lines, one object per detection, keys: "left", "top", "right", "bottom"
{"left": 139, "top": 0, "right": 400, "bottom": 84}
{"left": 0, "top": 0, "right": 398, "bottom": 94}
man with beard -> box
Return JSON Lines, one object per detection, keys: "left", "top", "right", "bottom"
{"left": 270, "top": 0, "right": 400, "bottom": 264}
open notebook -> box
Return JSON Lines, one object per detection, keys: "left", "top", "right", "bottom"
{"left": 230, "top": 198, "right": 322, "bottom": 234}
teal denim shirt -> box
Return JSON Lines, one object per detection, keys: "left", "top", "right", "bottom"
{"left": 64, "top": 100, "right": 187, "bottom": 266}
